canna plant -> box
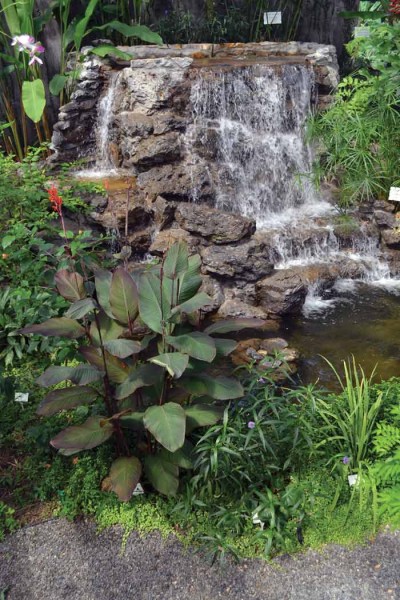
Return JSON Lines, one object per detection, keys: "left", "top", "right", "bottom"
{"left": 20, "top": 241, "right": 262, "bottom": 500}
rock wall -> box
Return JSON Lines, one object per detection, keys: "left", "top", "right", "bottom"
{"left": 51, "top": 41, "right": 339, "bottom": 167}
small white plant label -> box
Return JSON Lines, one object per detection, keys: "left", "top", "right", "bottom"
{"left": 14, "top": 392, "right": 29, "bottom": 403}
{"left": 264, "top": 11, "right": 282, "bottom": 25}
{"left": 252, "top": 512, "right": 265, "bottom": 530}
{"left": 348, "top": 474, "right": 359, "bottom": 487}
{"left": 133, "top": 483, "right": 144, "bottom": 496}
{"left": 354, "top": 27, "right": 370, "bottom": 38}
{"left": 389, "top": 187, "right": 400, "bottom": 202}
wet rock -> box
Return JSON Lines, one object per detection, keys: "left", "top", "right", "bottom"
{"left": 374, "top": 210, "right": 396, "bottom": 229}
{"left": 114, "top": 113, "right": 154, "bottom": 138}
{"left": 201, "top": 240, "right": 273, "bottom": 282}
{"left": 256, "top": 269, "right": 308, "bottom": 315}
{"left": 149, "top": 228, "right": 201, "bottom": 255}
{"left": 176, "top": 204, "right": 256, "bottom": 244}
{"left": 137, "top": 163, "right": 214, "bottom": 202}
{"left": 216, "top": 299, "right": 269, "bottom": 320}
{"left": 381, "top": 229, "right": 400, "bottom": 250}
{"left": 128, "top": 229, "right": 153, "bottom": 254}
{"left": 231, "top": 337, "right": 298, "bottom": 369}
{"left": 132, "top": 132, "right": 182, "bottom": 167}
{"left": 199, "top": 276, "right": 225, "bottom": 314}
{"left": 153, "top": 196, "right": 177, "bottom": 230}
{"left": 373, "top": 199, "right": 395, "bottom": 213}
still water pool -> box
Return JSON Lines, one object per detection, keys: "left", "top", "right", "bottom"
{"left": 282, "top": 282, "right": 400, "bottom": 388}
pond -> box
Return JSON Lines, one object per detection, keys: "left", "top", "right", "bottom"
{"left": 282, "top": 282, "right": 400, "bottom": 388}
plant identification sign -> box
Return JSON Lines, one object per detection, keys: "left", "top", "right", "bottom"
{"left": 264, "top": 11, "right": 282, "bottom": 25}
{"left": 354, "top": 27, "right": 370, "bottom": 38}
{"left": 389, "top": 187, "right": 400, "bottom": 202}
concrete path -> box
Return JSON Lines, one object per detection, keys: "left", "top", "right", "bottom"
{"left": 0, "top": 520, "right": 399, "bottom": 600}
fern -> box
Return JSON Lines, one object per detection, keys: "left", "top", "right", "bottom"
{"left": 373, "top": 405, "right": 400, "bottom": 524}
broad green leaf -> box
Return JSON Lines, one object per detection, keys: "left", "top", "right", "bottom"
{"left": 178, "top": 254, "right": 202, "bottom": 304}
{"left": 37, "top": 386, "right": 99, "bottom": 416}
{"left": 108, "top": 456, "right": 142, "bottom": 502}
{"left": 185, "top": 404, "right": 224, "bottom": 432}
{"left": 214, "top": 338, "right": 237, "bottom": 356}
{"left": 22, "top": 80, "right": 46, "bottom": 123}
{"left": 20, "top": 317, "right": 86, "bottom": 339}
{"left": 65, "top": 298, "right": 97, "bottom": 319}
{"left": 94, "top": 269, "right": 114, "bottom": 318}
{"left": 2, "top": 235, "right": 15, "bottom": 249}
{"left": 149, "top": 353, "right": 189, "bottom": 378}
{"left": 110, "top": 268, "right": 139, "bottom": 326}
{"left": 120, "top": 412, "right": 145, "bottom": 430}
{"left": 79, "top": 346, "right": 129, "bottom": 384}
{"left": 171, "top": 292, "right": 212, "bottom": 316}
{"left": 180, "top": 375, "right": 243, "bottom": 400}
{"left": 204, "top": 318, "right": 265, "bottom": 335}
{"left": 166, "top": 332, "right": 216, "bottom": 363}
{"left": 95, "top": 20, "right": 163, "bottom": 44}
{"left": 160, "top": 441, "right": 193, "bottom": 469}
{"left": 90, "top": 45, "right": 133, "bottom": 60}
{"left": 51, "top": 416, "right": 113, "bottom": 453}
{"left": 144, "top": 402, "right": 186, "bottom": 452}
{"left": 49, "top": 74, "right": 68, "bottom": 96}
{"left": 37, "top": 365, "right": 103, "bottom": 387}
{"left": 163, "top": 241, "right": 189, "bottom": 280}
{"left": 103, "top": 339, "right": 141, "bottom": 358}
{"left": 138, "top": 272, "right": 163, "bottom": 333}
{"left": 115, "top": 364, "right": 162, "bottom": 400}
{"left": 1, "top": 0, "right": 20, "bottom": 36}
{"left": 144, "top": 454, "right": 179, "bottom": 496}
{"left": 55, "top": 269, "right": 86, "bottom": 302}
{"left": 90, "top": 311, "right": 125, "bottom": 346}
{"left": 74, "top": 0, "right": 100, "bottom": 51}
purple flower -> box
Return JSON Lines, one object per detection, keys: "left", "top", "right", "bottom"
{"left": 342, "top": 456, "right": 350, "bottom": 465}
{"left": 258, "top": 377, "right": 266, "bottom": 384}
{"left": 11, "top": 35, "right": 45, "bottom": 67}
{"left": 248, "top": 421, "right": 256, "bottom": 429}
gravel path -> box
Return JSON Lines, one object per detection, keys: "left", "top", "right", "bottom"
{"left": 0, "top": 520, "right": 399, "bottom": 600}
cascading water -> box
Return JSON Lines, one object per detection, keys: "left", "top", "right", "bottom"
{"left": 186, "top": 63, "right": 400, "bottom": 307}
{"left": 76, "top": 72, "right": 120, "bottom": 178}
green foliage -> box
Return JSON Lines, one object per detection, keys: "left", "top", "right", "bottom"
{"left": 21, "top": 240, "right": 261, "bottom": 500}
{"left": 0, "top": 502, "right": 18, "bottom": 541}
{"left": 373, "top": 405, "right": 400, "bottom": 525}
{"left": 309, "top": 19, "right": 400, "bottom": 207}
{"left": 308, "top": 359, "right": 387, "bottom": 473}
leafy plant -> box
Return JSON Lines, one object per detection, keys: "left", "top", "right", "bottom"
{"left": 310, "top": 358, "right": 387, "bottom": 473}
{"left": 20, "top": 240, "right": 262, "bottom": 500}
{"left": 373, "top": 404, "right": 400, "bottom": 525}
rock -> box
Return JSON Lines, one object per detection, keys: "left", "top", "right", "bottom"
{"left": 128, "top": 229, "right": 153, "bottom": 254}
{"left": 373, "top": 199, "right": 395, "bottom": 213}
{"left": 261, "top": 338, "right": 288, "bottom": 352}
{"left": 176, "top": 204, "right": 256, "bottom": 244}
{"left": 149, "top": 228, "right": 201, "bottom": 255}
{"left": 114, "top": 113, "right": 154, "bottom": 138}
{"left": 217, "top": 299, "right": 269, "bottom": 320}
{"left": 231, "top": 337, "right": 298, "bottom": 369}
{"left": 201, "top": 240, "right": 274, "bottom": 282}
{"left": 137, "top": 163, "right": 214, "bottom": 202}
{"left": 374, "top": 210, "right": 396, "bottom": 229}
{"left": 381, "top": 229, "right": 400, "bottom": 250}
{"left": 133, "top": 132, "right": 182, "bottom": 167}
{"left": 256, "top": 269, "right": 307, "bottom": 315}
{"left": 199, "top": 276, "right": 225, "bottom": 314}
{"left": 153, "top": 196, "right": 177, "bottom": 230}
{"left": 153, "top": 112, "right": 187, "bottom": 135}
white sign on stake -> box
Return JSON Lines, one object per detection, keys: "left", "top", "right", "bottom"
{"left": 264, "top": 11, "right": 282, "bottom": 25}
{"left": 133, "top": 483, "right": 145, "bottom": 496}
{"left": 15, "top": 392, "right": 29, "bottom": 403}
{"left": 354, "top": 26, "right": 370, "bottom": 38}
{"left": 389, "top": 187, "right": 400, "bottom": 202}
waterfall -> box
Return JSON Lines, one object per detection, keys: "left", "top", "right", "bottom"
{"left": 96, "top": 72, "right": 119, "bottom": 170}
{"left": 186, "top": 63, "right": 400, "bottom": 300}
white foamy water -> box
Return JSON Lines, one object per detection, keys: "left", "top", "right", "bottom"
{"left": 187, "top": 63, "right": 400, "bottom": 307}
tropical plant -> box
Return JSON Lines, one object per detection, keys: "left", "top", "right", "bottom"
{"left": 310, "top": 358, "right": 387, "bottom": 473}
{"left": 309, "top": 14, "right": 400, "bottom": 206}
{"left": 20, "top": 240, "right": 262, "bottom": 500}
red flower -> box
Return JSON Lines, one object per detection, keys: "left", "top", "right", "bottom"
{"left": 48, "top": 185, "right": 63, "bottom": 215}
{"left": 389, "top": 0, "right": 400, "bottom": 15}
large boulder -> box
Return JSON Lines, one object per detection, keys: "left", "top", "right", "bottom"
{"left": 381, "top": 229, "right": 400, "bottom": 250}
{"left": 201, "top": 240, "right": 274, "bottom": 282}
{"left": 137, "top": 163, "right": 214, "bottom": 202}
{"left": 256, "top": 268, "right": 308, "bottom": 315}
{"left": 176, "top": 204, "right": 256, "bottom": 244}
{"left": 149, "top": 228, "right": 202, "bottom": 255}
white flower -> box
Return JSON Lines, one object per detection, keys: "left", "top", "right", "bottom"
{"left": 11, "top": 35, "right": 35, "bottom": 52}
{"left": 28, "top": 54, "right": 43, "bottom": 66}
